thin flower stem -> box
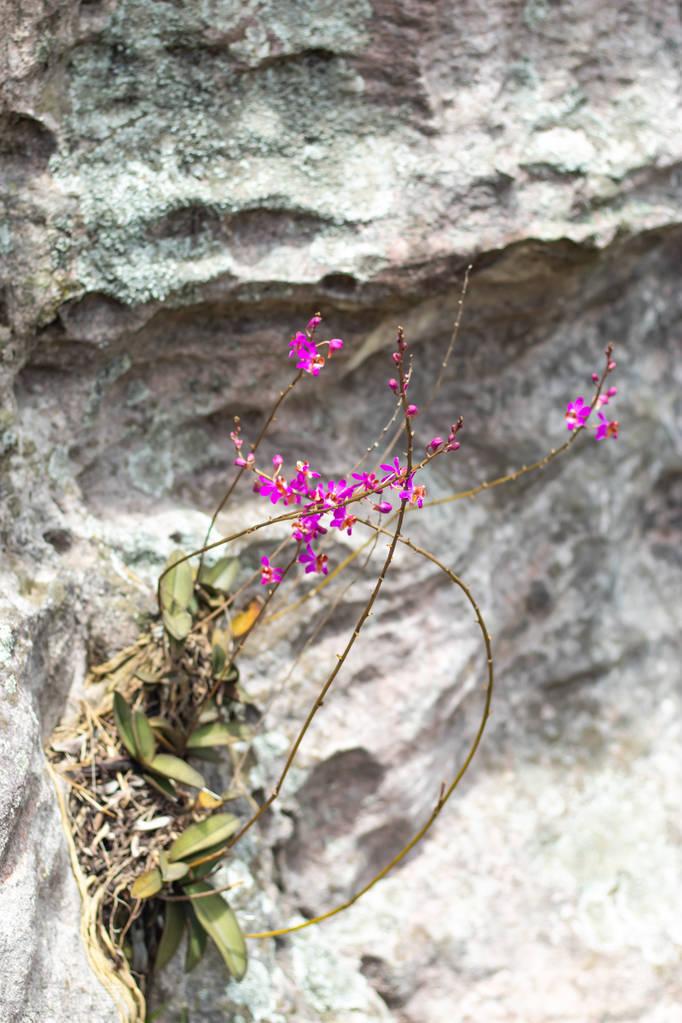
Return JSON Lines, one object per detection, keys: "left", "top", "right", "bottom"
{"left": 259, "top": 350, "right": 613, "bottom": 615}
{"left": 190, "top": 386, "right": 415, "bottom": 867}
{"left": 424, "top": 349, "right": 612, "bottom": 509}
{"left": 232, "top": 528, "right": 382, "bottom": 783}
{"left": 238, "top": 349, "right": 613, "bottom": 936}
{"left": 156, "top": 448, "right": 438, "bottom": 615}
{"left": 425, "top": 433, "right": 578, "bottom": 508}
{"left": 198, "top": 369, "right": 303, "bottom": 573}
{"left": 209, "top": 502, "right": 408, "bottom": 859}
{"left": 378, "top": 266, "right": 470, "bottom": 467}
{"left": 351, "top": 366, "right": 412, "bottom": 474}
{"left": 244, "top": 520, "right": 493, "bottom": 939}
{"left": 431, "top": 264, "right": 472, "bottom": 397}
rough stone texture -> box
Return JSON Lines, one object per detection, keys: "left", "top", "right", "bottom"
{"left": 1, "top": 1, "right": 681, "bottom": 1021}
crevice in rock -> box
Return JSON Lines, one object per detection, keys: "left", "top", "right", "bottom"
{"left": 0, "top": 113, "right": 57, "bottom": 174}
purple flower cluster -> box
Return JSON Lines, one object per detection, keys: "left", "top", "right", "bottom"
{"left": 288, "top": 314, "right": 344, "bottom": 376}
{"left": 242, "top": 318, "right": 623, "bottom": 592}
{"left": 565, "top": 347, "right": 620, "bottom": 442}
{"left": 236, "top": 314, "right": 465, "bottom": 586}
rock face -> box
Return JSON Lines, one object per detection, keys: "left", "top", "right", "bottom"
{"left": 1, "top": 2, "right": 681, "bottom": 1021}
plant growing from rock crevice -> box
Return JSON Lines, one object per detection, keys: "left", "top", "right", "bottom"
{"left": 48, "top": 275, "right": 621, "bottom": 1021}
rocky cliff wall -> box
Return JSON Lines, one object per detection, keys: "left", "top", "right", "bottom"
{"left": 1, "top": 2, "right": 681, "bottom": 1021}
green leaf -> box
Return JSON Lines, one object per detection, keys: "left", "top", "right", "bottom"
{"left": 162, "top": 608, "right": 193, "bottom": 642}
{"left": 132, "top": 710, "right": 157, "bottom": 765}
{"left": 113, "top": 692, "right": 139, "bottom": 759}
{"left": 211, "top": 644, "right": 226, "bottom": 676}
{"left": 130, "top": 866, "right": 162, "bottom": 900}
{"left": 156, "top": 901, "right": 185, "bottom": 971}
{"left": 186, "top": 747, "right": 222, "bottom": 763}
{"left": 185, "top": 883, "right": 247, "bottom": 981}
{"left": 183, "top": 838, "right": 229, "bottom": 871}
{"left": 159, "top": 851, "right": 190, "bottom": 883}
{"left": 168, "top": 813, "right": 240, "bottom": 863}
{"left": 199, "top": 557, "right": 239, "bottom": 594}
{"left": 186, "top": 721, "right": 248, "bottom": 749}
{"left": 143, "top": 772, "right": 178, "bottom": 802}
{"left": 160, "top": 551, "right": 194, "bottom": 611}
{"left": 183, "top": 906, "right": 208, "bottom": 973}
{"left": 149, "top": 754, "right": 206, "bottom": 790}
{"left": 198, "top": 700, "right": 220, "bottom": 724}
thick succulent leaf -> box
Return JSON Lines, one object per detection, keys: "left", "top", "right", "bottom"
{"left": 156, "top": 902, "right": 185, "bottom": 971}
{"left": 132, "top": 710, "right": 157, "bottom": 765}
{"left": 162, "top": 608, "right": 193, "bottom": 642}
{"left": 199, "top": 557, "right": 239, "bottom": 594}
{"left": 183, "top": 906, "right": 208, "bottom": 973}
{"left": 184, "top": 838, "right": 230, "bottom": 871}
{"left": 160, "top": 551, "right": 194, "bottom": 611}
{"left": 113, "top": 692, "right": 138, "bottom": 759}
{"left": 168, "top": 813, "right": 240, "bottom": 863}
{"left": 198, "top": 701, "right": 220, "bottom": 724}
{"left": 166, "top": 862, "right": 190, "bottom": 882}
{"left": 185, "top": 883, "right": 247, "bottom": 981}
{"left": 150, "top": 754, "right": 206, "bottom": 790}
{"left": 186, "top": 721, "right": 247, "bottom": 749}
{"left": 143, "top": 772, "right": 178, "bottom": 802}
{"left": 130, "top": 866, "right": 162, "bottom": 900}
{"left": 159, "top": 851, "right": 190, "bottom": 883}
{"left": 231, "top": 599, "right": 262, "bottom": 637}
{"left": 225, "top": 665, "right": 240, "bottom": 686}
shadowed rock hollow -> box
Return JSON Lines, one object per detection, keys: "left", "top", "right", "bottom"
{"left": 1, "top": 2, "right": 681, "bottom": 1021}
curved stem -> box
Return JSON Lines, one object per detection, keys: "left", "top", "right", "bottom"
{"left": 232, "top": 527, "right": 382, "bottom": 784}
{"left": 189, "top": 368, "right": 416, "bottom": 867}
{"left": 202, "top": 500, "right": 408, "bottom": 860}
{"left": 244, "top": 521, "right": 493, "bottom": 939}
{"left": 426, "top": 431, "right": 579, "bottom": 509}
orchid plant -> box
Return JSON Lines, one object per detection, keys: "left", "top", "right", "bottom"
{"left": 49, "top": 277, "right": 620, "bottom": 1022}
